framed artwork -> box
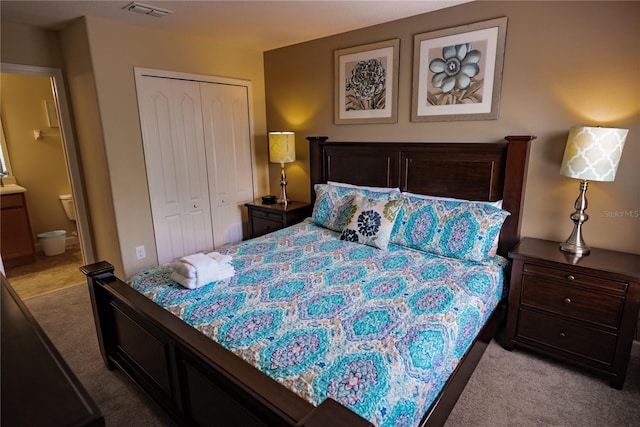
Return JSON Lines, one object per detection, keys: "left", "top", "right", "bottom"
{"left": 334, "top": 39, "right": 399, "bottom": 124}
{"left": 412, "top": 17, "right": 507, "bottom": 122}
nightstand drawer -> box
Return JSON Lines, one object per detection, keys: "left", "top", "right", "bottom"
{"left": 517, "top": 309, "right": 617, "bottom": 365}
{"left": 506, "top": 238, "right": 640, "bottom": 388}
{"left": 251, "top": 209, "right": 283, "bottom": 220}
{"left": 523, "top": 263, "right": 627, "bottom": 294}
{"left": 251, "top": 217, "right": 281, "bottom": 237}
{"left": 521, "top": 276, "right": 624, "bottom": 328}
{"left": 245, "top": 201, "right": 311, "bottom": 239}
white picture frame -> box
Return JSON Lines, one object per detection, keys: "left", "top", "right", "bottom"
{"left": 335, "top": 39, "right": 400, "bottom": 124}
{"left": 412, "top": 17, "right": 507, "bottom": 122}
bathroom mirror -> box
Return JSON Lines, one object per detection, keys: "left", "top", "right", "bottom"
{"left": 0, "top": 116, "right": 13, "bottom": 179}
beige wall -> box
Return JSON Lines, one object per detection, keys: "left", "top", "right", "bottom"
{"left": 0, "top": 73, "right": 73, "bottom": 239}
{"left": 60, "top": 16, "right": 268, "bottom": 277}
{"left": 264, "top": 0, "right": 639, "bottom": 255}
{"left": 0, "top": 21, "right": 63, "bottom": 68}
{"left": 58, "top": 18, "right": 120, "bottom": 273}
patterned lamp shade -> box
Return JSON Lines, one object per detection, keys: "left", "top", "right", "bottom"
{"left": 560, "top": 127, "right": 628, "bottom": 182}
{"left": 269, "top": 132, "right": 296, "bottom": 165}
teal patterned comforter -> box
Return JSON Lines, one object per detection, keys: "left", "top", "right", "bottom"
{"left": 128, "top": 219, "right": 508, "bottom": 426}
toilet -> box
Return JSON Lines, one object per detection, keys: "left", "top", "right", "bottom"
{"left": 59, "top": 194, "right": 76, "bottom": 221}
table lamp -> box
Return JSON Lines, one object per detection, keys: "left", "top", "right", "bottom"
{"left": 269, "top": 132, "right": 295, "bottom": 206}
{"left": 559, "top": 126, "right": 628, "bottom": 255}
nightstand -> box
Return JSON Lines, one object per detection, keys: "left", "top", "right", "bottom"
{"left": 245, "top": 201, "right": 311, "bottom": 239}
{"left": 505, "top": 237, "right": 640, "bottom": 389}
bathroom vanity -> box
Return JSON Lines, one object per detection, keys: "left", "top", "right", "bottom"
{"left": 1, "top": 185, "right": 35, "bottom": 267}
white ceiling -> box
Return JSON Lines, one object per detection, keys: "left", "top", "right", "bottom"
{"left": 1, "top": 0, "right": 471, "bottom": 51}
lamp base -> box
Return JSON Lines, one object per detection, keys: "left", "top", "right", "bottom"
{"left": 278, "top": 165, "right": 289, "bottom": 207}
{"left": 560, "top": 240, "right": 591, "bottom": 255}
{"left": 560, "top": 180, "right": 590, "bottom": 256}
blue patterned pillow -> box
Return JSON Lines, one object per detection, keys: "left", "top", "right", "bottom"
{"left": 311, "top": 184, "right": 399, "bottom": 232}
{"left": 340, "top": 194, "right": 403, "bottom": 250}
{"left": 390, "top": 194, "right": 509, "bottom": 261}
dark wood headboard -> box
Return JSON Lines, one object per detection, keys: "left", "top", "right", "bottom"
{"left": 308, "top": 136, "right": 535, "bottom": 256}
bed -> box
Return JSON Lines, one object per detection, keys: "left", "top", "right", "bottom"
{"left": 82, "top": 135, "right": 534, "bottom": 426}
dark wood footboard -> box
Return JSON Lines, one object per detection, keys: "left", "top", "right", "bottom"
{"left": 81, "top": 262, "right": 373, "bottom": 427}
{"left": 82, "top": 261, "right": 501, "bottom": 427}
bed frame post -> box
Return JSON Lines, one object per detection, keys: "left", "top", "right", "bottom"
{"left": 499, "top": 135, "right": 536, "bottom": 255}
{"left": 308, "top": 136, "right": 329, "bottom": 205}
{"left": 80, "top": 261, "right": 117, "bottom": 370}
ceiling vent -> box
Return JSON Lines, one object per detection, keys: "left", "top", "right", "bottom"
{"left": 123, "top": 2, "right": 173, "bottom": 18}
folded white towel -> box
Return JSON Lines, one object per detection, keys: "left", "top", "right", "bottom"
{"left": 171, "top": 267, "right": 235, "bottom": 290}
{"left": 208, "top": 251, "right": 232, "bottom": 265}
{"left": 170, "top": 252, "right": 235, "bottom": 289}
{"left": 171, "top": 252, "right": 233, "bottom": 278}
{"left": 170, "top": 261, "right": 197, "bottom": 279}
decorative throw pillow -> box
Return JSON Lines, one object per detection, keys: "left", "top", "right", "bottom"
{"left": 340, "top": 194, "right": 403, "bottom": 250}
{"left": 311, "top": 184, "right": 355, "bottom": 232}
{"left": 400, "top": 192, "right": 504, "bottom": 257}
{"left": 311, "top": 183, "right": 399, "bottom": 232}
{"left": 391, "top": 194, "right": 510, "bottom": 261}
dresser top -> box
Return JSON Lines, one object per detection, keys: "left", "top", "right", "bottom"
{"left": 245, "top": 200, "right": 310, "bottom": 212}
{"left": 510, "top": 238, "right": 640, "bottom": 281}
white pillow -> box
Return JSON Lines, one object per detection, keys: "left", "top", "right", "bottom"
{"left": 401, "top": 192, "right": 503, "bottom": 209}
{"left": 328, "top": 181, "right": 400, "bottom": 193}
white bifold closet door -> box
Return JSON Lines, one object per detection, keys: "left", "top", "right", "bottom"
{"left": 201, "top": 83, "right": 254, "bottom": 247}
{"left": 137, "top": 74, "right": 254, "bottom": 264}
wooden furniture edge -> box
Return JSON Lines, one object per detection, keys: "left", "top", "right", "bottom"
{"left": 83, "top": 137, "right": 533, "bottom": 426}
{"left": 82, "top": 263, "right": 370, "bottom": 426}
{"left": 1, "top": 275, "right": 104, "bottom": 426}
{"left": 308, "top": 135, "right": 536, "bottom": 257}
{"left": 504, "top": 238, "right": 640, "bottom": 389}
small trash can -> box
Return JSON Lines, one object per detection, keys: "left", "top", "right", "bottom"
{"left": 37, "top": 230, "right": 67, "bottom": 256}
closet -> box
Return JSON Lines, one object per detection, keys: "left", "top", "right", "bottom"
{"left": 135, "top": 69, "right": 254, "bottom": 264}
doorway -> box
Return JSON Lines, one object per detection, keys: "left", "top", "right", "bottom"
{"left": 0, "top": 63, "right": 94, "bottom": 299}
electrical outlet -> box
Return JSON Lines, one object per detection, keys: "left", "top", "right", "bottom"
{"left": 135, "top": 245, "right": 146, "bottom": 260}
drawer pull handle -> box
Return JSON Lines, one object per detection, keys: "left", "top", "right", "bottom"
{"left": 560, "top": 332, "right": 566, "bottom": 337}
{"left": 567, "top": 274, "right": 575, "bottom": 281}
{"left": 563, "top": 297, "right": 572, "bottom": 304}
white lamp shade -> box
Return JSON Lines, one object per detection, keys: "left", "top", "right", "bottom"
{"left": 269, "top": 132, "right": 296, "bottom": 164}
{"left": 560, "top": 126, "right": 628, "bottom": 182}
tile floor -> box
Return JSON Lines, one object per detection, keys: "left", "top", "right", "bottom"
{"left": 4, "top": 243, "right": 85, "bottom": 300}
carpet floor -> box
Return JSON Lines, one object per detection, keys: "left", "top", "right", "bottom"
{"left": 24, "top": 284, "right": 640, "bottom": 426}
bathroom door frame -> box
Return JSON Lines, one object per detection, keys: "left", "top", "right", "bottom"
{"left": 1, "top": 62, "right": 95, "bottom": 264}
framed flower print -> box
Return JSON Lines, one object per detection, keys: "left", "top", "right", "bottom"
{"left": 335, "top": 39, "right": 400, "bottom": 124}
{"left": 412, "top": 17, "right": 507, "bottom": 122}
